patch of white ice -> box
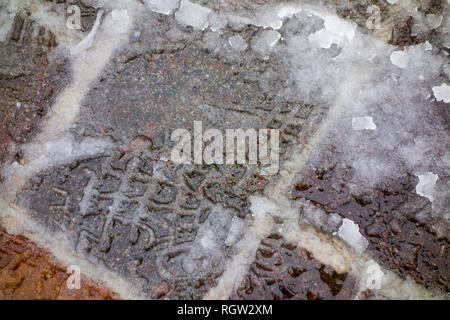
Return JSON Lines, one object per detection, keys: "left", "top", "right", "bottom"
{"left": 204, "top": 196, "right": 273, "bottom": 299}
{"left": 111, "top": 8, "right": 129, "bottom": 22}
{"left": 425, "top": 14, "right": 443, "bottom": 29}
{"left": 254, "top": 4, "right": 302, "bottom": 30}
{"left": 0, "top": 2, "right": 17, "bottom": 42}
{"left": 358, "top": 260, "right": 386, "bottom": 293}
{"left": 146, "top": 0, "right": 179, "bottom": 15}
{"left": 423, "top": 41, "right": 433, "bottom": 51}
{"left": 277, "top": 4, "right": 302, "bottom": 20}
{"left": 337, "top": 218, "right": 368, "bottom": 254}
{"left": 175, "top": 0, "right": 212, "bottom": 31}
{"left": 352, "top": 116, "right": 377, "bottom": 130}
{"left": 308, "top": 11, "right": 356, "bottom": 49}
{"left": 264, "top": 30, "right": 281, "bottom": 47}
{"left": 225, "top": 216, "right": 244, "bottom": 247}
{"left": 432, "top": 83, "right": 450, "bottom": 103}
{"left": 390, "top": 50, "right": 409, "bottom": 68}
{"left": 228, "top": 35, "right": 247, "bottom": 52}
{"left": 415, "top": 172, "right": 439, "bottom": 203}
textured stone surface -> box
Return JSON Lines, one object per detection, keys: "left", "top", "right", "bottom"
{"left": 0, "top": 228, "right": 118, "bottom": 300}
{"left": 230, "top": 233, "right": 358, "bottom": 300}
{"left": 0, "top": 0, "right": 101, "bottom": 169}
{"left": 18, "top": 42, "right": 322, "bottom": 299}
{"left": 1, "top": 0, "right": 449, "bottom": 300}
{"left": 0, "top": 10, "right": 69, "bottom": 167}
{"left": 291, "top": 147, "right": 449, "bottom": 292}
{"left": 12, "top": 5, "right": 331, "bottom": 298}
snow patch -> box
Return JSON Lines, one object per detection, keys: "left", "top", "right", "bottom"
{"left": 7, "top": 134, "right": 113, "bottom": 183}
{"left": 205, "top": 196, "right": 273, "bottom": 299}
{"left": 254, "top": 4, "right": 302, "bottom": 29}
{"left": 111, "top": 9, "right": 129, "bottom": 22}
{"left": 250, "top": 196, "right": 279, "bottom": 219}
{"left": 267, "top": 31, "right": 281, "bottom": 47}
{"left": 182, "top": 206, "right": 239, "bottom": 276}
{"left": 297, "top": 199, "right": 342, "bottom": 234}
{"left": 358, "top": 260, "right": 386, "bottom": 294}
{"left": 257, "top": 29, "right": 281, "bottom": 48}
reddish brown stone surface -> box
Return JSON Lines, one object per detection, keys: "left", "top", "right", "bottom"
{"left": 230, "top": 233, "right": 357, "bottom": 300}
{"left": 290, "top": 151, "right": 450, "bottom": 293}
{"left": 0, "top": 228, "right": 119, "bottom": 300}
{"left": 0, "top": 0, "right": 99, "bottom": 169}
{"left": 0, "top": 13, "right": 70, "bottom": 168}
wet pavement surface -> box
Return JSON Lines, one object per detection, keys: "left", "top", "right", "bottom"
{"left": 230, "top": 233, "right": 358, "bottom": 300}
{"left": 291, "top": 148, "right": 449, "bottom": 292}
{"left": 0, "top": 0, "right": 449, "bottom": 300}
{"left": 0, "top": 11, "right": 68, "bottom": 167}
{"left": 18, "top": 41, "right": 322, "bottom": 299}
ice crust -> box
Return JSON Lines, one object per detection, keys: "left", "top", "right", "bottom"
{"left": 432, "top": 83, "right": 450, "bottom": 103}
{"left": 352, "top": 117, "right": 377, "bottom": 130}
{"left": 390, "top": 50, "right": 409, "bottom": 68}
{"left": 0, "top": 2, "right": 17, "bottom": 42}
{"left": 175, "top": 0, "right": 212, "bottom": 30}
{"left": 338, "top": 218, "right": 369, "bottom": 254}
{"left": 415, "top": 172, "right": 439, "bottom": 203}
{"left": 146, "top": 0, "right": 179, "bottom": 15}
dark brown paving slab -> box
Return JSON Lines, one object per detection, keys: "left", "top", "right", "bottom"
{"left": 0, "top": 0, "right": 100, "bottom": 170}
{"left": 230, "top": 233, "right": 358, "bottom": 300}
{"left": 291, "top": 147, "right": 449, "bottom": 293}
{"left": 0, "top": 11, "right": 70, "bottom": 167}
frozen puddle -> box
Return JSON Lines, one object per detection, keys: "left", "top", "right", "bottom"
{"left": 0, "top": 0, "right": 448, "bottom": 300}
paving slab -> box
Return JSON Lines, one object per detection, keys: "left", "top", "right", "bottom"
{"left": 0, "top": 228, "right": 118, "bottom": 299}
{"left": 230, "top": 233, "right": 358, "bottom": 300}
